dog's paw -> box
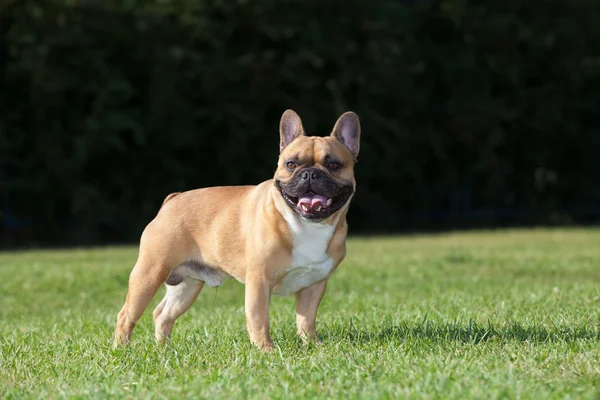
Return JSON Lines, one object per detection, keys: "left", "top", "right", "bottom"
{"left": 252, "top": 338, "right": 275, "bottom": 352}
{"left": 260, "top": 344, "right": 275, "bottom": 353}
{"left": 298, "top": 331, "right": 322, "bottom": 345}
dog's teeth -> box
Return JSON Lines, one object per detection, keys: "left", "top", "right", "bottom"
{"left": 316, "top": 206, "right": 322, "bottom": 212}
{"left": 327, "top": 198, "right": 332, "bottom": 206}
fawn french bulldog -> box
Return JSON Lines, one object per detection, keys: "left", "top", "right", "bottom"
{"left": 114, "top": 110, "right": 360, "bottom": 350}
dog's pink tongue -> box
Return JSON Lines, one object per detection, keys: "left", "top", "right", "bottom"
{"left": 298, "top": 193, "right": 328, "bottom": 211}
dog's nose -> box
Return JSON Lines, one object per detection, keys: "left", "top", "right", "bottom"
{"left": 301, "top": 168, "right": 322, "bottom": 181}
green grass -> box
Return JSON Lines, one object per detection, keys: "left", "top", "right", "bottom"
{"left": 2, "top": 229, "right": 600, "bottom": 399}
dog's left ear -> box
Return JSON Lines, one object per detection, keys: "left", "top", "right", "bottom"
{"left": 331, "top": 111, "right": 361, "bottom": 159}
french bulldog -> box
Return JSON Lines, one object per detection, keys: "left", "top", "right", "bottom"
{"left": 114, "top": 110, "right": 361, "bottom": 351}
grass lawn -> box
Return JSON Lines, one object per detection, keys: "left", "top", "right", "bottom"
{"left": 1, "top": 228, "right": 600, "bottom": 399}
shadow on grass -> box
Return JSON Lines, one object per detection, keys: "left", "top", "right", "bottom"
{"left": 325, "top": 319, "right": 600, "bottom": 344}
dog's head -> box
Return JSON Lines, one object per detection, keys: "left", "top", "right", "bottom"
{"left": 274, "top": 110, "right": 360, "bottom": 222}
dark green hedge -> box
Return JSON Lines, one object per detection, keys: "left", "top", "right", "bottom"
{"left": 2, "top": 0, "right": 600, "bottom": 246}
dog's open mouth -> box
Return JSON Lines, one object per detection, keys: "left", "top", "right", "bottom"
{"left": 279, "top": 187, "right": 352, "bottom": 220}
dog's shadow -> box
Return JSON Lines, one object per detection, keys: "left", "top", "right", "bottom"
{"left": 323, "top": 319, "right": 600, "bottom": 344}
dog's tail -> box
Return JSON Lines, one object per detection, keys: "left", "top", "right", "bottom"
{"left": 161, "top": 192, "right": 182, "bottom": 208}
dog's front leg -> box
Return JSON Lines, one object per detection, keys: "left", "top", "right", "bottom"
{"left": 296, "top": 279, "right": 328, "bottom": 343}
{"left": 244, "top": 276, "right": 273, "bottom": 351}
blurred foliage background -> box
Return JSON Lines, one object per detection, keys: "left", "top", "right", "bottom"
{"left": 1, "top": 0, "right": 599, "bottom": 247}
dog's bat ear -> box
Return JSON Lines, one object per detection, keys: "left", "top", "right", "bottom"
{"left": 279, "top": 109, "right": 305, "bottom": 153}
{"left": 331, "top": 111, "right": 361, "bottom": 159}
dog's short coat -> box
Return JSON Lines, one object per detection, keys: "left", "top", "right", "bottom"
{"left": 114, "top": 110, "right": 361, "bottom": 350}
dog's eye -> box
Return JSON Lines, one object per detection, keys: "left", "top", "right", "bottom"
{"left": 286, "top": 161, "right": 298, "bottom": 170}
{"left": 327, "top": 161, "right": 341, "bottom": 170}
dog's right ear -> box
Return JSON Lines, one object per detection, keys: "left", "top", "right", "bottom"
{"left": 279, "top": 109, "right": 305, "bottom": 153}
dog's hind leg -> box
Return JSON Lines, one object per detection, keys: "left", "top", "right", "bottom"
{"left": 113, "top": 255, "right": 173, "bottom": 347}
{"left": 153, "top": 278, "right": 204, "bottom": 342}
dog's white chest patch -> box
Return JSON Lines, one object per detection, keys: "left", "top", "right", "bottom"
{"left": 273, "top": 218, "right": 335, "bottom": 296}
